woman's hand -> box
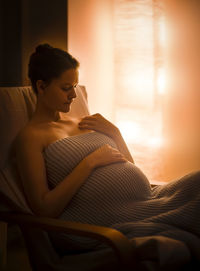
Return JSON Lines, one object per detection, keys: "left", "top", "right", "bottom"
{"left": 85, "top": 144, "right": 127, "bottom": 169}
{"left": 79, "top": 113, "right": 134, "bottom": 164}
{"left": 79, "top": 113, "right": 120, "bottom": 139}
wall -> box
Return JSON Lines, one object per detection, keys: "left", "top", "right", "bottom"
{"left": 68, "top": 0, "right": 115, "bottom": 119}
{"left": 1, "top": 0, "right": 114, "bottom": 119}
{"left": 0, "top": 0, "right": 68, "bottom": 87}
{"left": 21, "top": 0, "right": 68, "bottom": 85}
{"left": 0, "top": 0, "right": 22, "bottom": 86}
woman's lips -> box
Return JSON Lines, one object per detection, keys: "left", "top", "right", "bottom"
{"left": 65, "top": 100, "right": 72, "bottom": 105}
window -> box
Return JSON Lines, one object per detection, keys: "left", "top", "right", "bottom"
{"left": 68, "top": 0, "right": 200, "bottom": 181}
{"left": 113, "top": 0, "right": 167, "bottom": 182}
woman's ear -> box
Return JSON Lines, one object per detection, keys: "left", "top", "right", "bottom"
{"left": 36, "top": 80, "right": 46, "bottom": 96}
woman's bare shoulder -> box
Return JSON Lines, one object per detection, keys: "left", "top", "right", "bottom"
{"left": 15, "top": 122, "right": 45, "bottom": 152}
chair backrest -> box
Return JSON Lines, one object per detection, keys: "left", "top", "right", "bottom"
{"left": 0, "top": 85, "right": 90, "bottom": 213}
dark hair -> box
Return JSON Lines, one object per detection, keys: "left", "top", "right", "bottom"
{"left": 28, "top": 44, "right": 79, "bottom": 94}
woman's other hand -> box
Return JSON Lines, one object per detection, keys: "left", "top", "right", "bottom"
{"left": 79, "top": 113, "right": 120, "bottom": 139}
{"left": 85, "top": 144, "right": 127, "bottom": 169}
{"left": 79, "top": 113, "right": 134, "bottom": 163}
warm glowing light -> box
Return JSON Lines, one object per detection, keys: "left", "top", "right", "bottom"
{"left": 117, "top": 118, "right": 164, "bottom": 149}
{"left": 117, "top": 120, "right": 143, "bottom": 144}
{"left": 148, "top": 136, "right": 163, "bottom": 148}
{"left": 113, "top": 1, "right": 167, "bottom": 182}
{"left": 159, "top": 17, "right": 167, "bottom": 46}
{"left": 157, "top": 17, "right": 167, "bottom": 95}
{"left": 120, "top": 68, "right": 154, "bottom": 107}
{"left": 157, "top": 67, "right": 166, "bottom": 95}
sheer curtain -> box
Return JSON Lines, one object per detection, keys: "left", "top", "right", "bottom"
{"left": 113, "top": 0, "right": 167, "bottom": 182}
{"left": 113, "top": 0, "right": 200, "bottom": 182}
{"left": 68, "top": 0, "right": 200, "bottom": 182}
{"left": 164, "top": 0, "right": 200, "bottom": 180}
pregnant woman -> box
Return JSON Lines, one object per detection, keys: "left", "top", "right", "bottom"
{"left": 16, "top": 44, "right": 200, "bottom": 255}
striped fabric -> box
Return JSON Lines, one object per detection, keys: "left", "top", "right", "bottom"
{"left": 44, "top": 132, "right": 200, "bottom": 253}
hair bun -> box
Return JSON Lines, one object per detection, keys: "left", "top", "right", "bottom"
{"left": 35, "top": 44, "right": 52, "bottom": 54}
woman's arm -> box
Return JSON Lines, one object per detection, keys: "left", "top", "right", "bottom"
{"left": 79, "top": 114, "right": 134, "bottom": 163}
{"left": 16, "top": 130, "right": 126, "bottom": 218}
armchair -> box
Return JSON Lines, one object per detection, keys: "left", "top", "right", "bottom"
{"left": 0, "top": 86, "right": 135, "bottom": 271}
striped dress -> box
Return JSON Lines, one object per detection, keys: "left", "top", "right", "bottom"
{"left": 43, "top": 132, "right": 200, "bottom": 253}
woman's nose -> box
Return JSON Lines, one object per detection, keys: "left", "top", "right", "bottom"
{"left": 70, "top": 87, "right": 77, "bottom": 99}
{"left": 72, "top": 87, "right": 77, "bottom": 98}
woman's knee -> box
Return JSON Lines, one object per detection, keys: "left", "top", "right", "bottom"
{"left": 183, "top": 170, "right": 200, "bottom": 184}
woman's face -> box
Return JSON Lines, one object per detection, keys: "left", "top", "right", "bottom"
{"left": 38, "top": 68, "right": 79, "bottom": 113}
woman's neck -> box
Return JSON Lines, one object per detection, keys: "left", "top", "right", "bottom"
{"left": 32, "top": 100, "right": 60, "bottom": 123}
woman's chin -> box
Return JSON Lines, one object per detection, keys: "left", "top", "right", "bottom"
{"left": 61, "top": 103, "right": 71, "bottom": 113}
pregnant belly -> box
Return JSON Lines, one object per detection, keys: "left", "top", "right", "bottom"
{"left": 66, "top": 162, "right": 151, "bottom": 210}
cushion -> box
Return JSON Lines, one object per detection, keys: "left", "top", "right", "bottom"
{"left": 0, "top": 85, "right": 90, "bottom": 212}
{"left": 0, "top": 161, "right": 32, "bottom": 213}
{"left": 0, "top": 87, "right": 36, "bottom": 170}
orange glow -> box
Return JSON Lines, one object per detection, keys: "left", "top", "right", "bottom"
{"left": 69, "top": 0, "right": 168, "bottom": 181}
{"left": 114, "top": 4, "right": 167, "bottom": 149}
{"left": 159, "top": 16, "right": 167, "bottom": 47}
{"left": 157, "top": 17, "right": 167, "bottom": 95}
{"left": 117, "top": 118, "right": 164, "bottom": 148}
{"left": 157, "top": 67, "right": 166, "bottom": 95}
{"left": 148, "top": 136, "right": 164, "bottom": 148}
{"left": 117, "top": 120, "right": 143, "bottom": 144}
{"left": 113, "top": 1, "right": 168, "bottom": 182}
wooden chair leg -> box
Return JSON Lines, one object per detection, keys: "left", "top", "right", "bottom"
{"left": 0, "top": 222, "right": 7, "bottom": 270}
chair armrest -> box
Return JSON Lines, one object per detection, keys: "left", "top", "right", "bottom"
{"left": 0, "top": 212, "right": 135, "bottom": 269}
{"left": 0, "top": 222, "right": 7, "bottom": 270}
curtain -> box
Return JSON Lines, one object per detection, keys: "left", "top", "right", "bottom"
{"left": 113, "top": 0, "right": 167, "bottom": 182}
{"left": 164, "top": 0, "right": 200, "bottom": 179}
{"left": 113, "top": 0, "right": 200, "bottom": 181}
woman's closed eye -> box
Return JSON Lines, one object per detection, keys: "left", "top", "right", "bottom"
{"left": 62, "top": 84, "right": 78, "bottom": 92}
